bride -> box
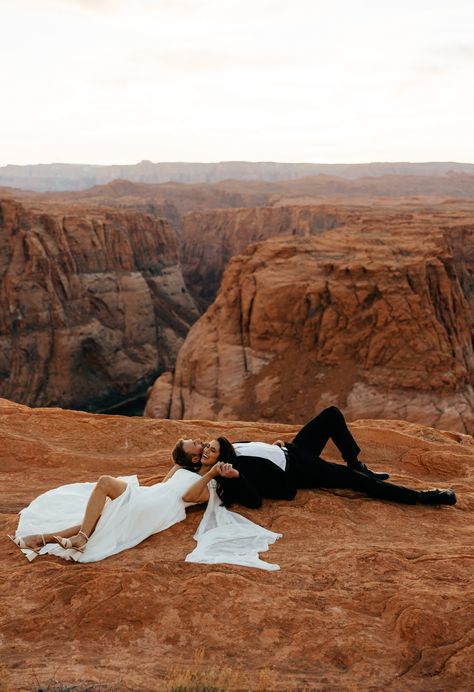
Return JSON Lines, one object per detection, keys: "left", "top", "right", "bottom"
{"left": 8, "top": 438, "right": 281, "bottom": 571}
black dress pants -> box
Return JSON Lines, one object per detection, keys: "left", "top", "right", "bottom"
{"left": 287, "top": 406, "right": 419, "bottom": 505}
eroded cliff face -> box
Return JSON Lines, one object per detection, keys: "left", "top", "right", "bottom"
{"left": 180, "top": 205, "right": 344, "bottom": 307}
{"left": 179, "top": 203, "right": 474, "bottom": 310}
{"left": 1, "top": 398, "right": 473, "bottom": 690}
{"left": 154, "top": 225, "right": 474, "bottom": 433}
{"left": 0, "top": 199, "right": 199, "bottom": 411}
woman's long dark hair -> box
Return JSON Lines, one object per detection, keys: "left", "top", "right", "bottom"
{"left": 216, "top": 437, "right": 237, "bottom": 464}
{"left": 214, "top": 436, "right": 237, "bottom": 505}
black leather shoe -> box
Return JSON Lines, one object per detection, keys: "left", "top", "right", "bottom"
{"left": 348, "top": 460, "right": 390, "bottom": 481}
{"left": 418, "top": 489, "right": 457, "bottom": 505}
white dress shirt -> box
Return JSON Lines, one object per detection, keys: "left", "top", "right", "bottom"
{"left": 233, "top": 442, "right": 287, "bottom": 471}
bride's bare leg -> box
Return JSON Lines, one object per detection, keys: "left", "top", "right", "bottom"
{"left": 18, "top": 476, "right": 127, "bottom": 550}
{"left": 19, "top": 524, "right": 81, "bottom": 549}
{"left": 65, "top": 475, "right": 128, "bottom": 548}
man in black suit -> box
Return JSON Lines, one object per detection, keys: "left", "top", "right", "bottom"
{"left": 174, "top": 407, "right": 457, "bottom": 508}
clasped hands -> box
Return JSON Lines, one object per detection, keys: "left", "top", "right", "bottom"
{"left": 210, "top": 462, "right": 240, "bottom": 478}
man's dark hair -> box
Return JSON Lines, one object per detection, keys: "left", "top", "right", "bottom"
{"left": 172, "top": 439, "right": 201, "bottom": 472}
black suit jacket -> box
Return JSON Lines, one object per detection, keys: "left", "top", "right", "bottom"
{"left": 216, "top": 455, "right": 297, "bottom": 508}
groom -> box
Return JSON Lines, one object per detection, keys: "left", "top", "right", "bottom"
{"left": 173, "top": 407, "right": 457, "bottom": 508}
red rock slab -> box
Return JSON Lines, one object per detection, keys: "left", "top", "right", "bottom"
{"left": 0, "top": 398, "right": 473, "bottom": 690}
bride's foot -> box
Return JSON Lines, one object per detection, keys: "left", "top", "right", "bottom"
{"left": 54, "top": 530, "right": 89, "bottom": 552}
{"left": 8, "top": 533, "right": 46, "bottom": 551}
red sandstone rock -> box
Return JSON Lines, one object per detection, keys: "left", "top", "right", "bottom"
{"left": 3, "top": 191, "right": 474, "bottom": 432}
{"left": 180, "top": 204, "right": 346, "bottom": 307}
{"left": 0, "top": 199, "right": 199, "bottom": 411}
{"left": 1, "top": 177, "right": 271, "bottom": 221}
{"left": 5, "top": 173, "right": 474, "bottom": 232}
{"left": 155, "top": 226, "right": 474, "bottom": 433}
{"left": 1, "top": 397, "right": 473, "bottom": 690}
{"left": 144, "top": 371, "right": 174, "bottom": 418}
{"left": 179, "top": 202, "right": 474, "bottom": 308}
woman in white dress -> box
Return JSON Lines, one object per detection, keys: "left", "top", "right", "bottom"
{"left": 8, "top": 438, "right": 282, "bottom": 570}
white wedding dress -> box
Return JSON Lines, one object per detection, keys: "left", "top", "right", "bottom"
{"left": 14, "top": 470, "right": 281, "bottom": 570}
{"left": 186, "top": 479, "right": 281, "bottom": 571}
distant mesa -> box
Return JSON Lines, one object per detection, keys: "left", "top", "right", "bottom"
{"left": 2, "top": 159, "right": 474, "bottom": 192}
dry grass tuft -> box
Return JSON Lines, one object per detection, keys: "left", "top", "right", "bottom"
{"left": 164, "top": 649, "right": 278, "bottom": 691}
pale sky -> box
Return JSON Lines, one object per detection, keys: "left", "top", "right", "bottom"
{"left": 1, "top": 0, "right": 474, "bottom": 166}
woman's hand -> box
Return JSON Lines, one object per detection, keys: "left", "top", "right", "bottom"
{"left": 273, "top": 439, "right": 284, "bottom": 447}
{"left": 212, "top": 462, "right": 240, "bottom": 479}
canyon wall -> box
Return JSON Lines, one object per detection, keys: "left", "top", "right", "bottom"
{"left": 179, "top": 203, "right": 474, "bottom": 309}
{"left": 180, "top": 205, "right": 346, "bottom": 306}
{"left": 0, "top": 199, "right": 199, "bottom": 411}
{"left": 150, "top": 224, "right": 474, "bottom": 432}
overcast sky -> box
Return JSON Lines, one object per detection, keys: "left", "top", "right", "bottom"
{"left": 1, "top": 0, "right": 473, "bottom": 165}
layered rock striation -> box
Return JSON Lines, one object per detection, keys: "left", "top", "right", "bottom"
{"left": 179, "top": 202, "right": 474, "bottom": 308}
{"left": 180, "top": 204, "right": 346, "bottom": 306}
{"left": 155, "top": 224, "right": 474, "bottom": 433}
{"left": 0, "top": 199, "right": 199, "bottom": 411}
{"left": 1, "top": 398, "right": 473, "bottom": 690}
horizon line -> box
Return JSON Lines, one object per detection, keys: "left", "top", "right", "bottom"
{"left": 1, "top": 159, "right": 474, "bottom": 169}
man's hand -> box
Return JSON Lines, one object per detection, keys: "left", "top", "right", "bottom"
{"left": 212, "top": 462, "right": 240, "bottom": 478}
{"left": 273, "top": 439, "right": 284, "bottom": 447}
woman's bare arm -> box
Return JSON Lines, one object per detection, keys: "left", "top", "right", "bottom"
{"left": 182, "top": 463, "right": 239, "bottom": 503}
{"left": 182, "top": 469, "right": 214, "bottom": 503}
